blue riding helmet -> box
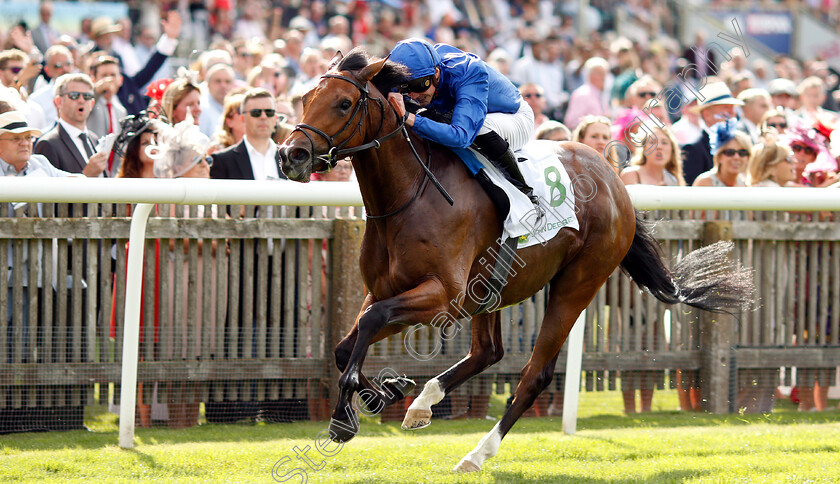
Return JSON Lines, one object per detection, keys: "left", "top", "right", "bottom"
{"left": 389, "top": 38, "right": 441, "bottom": 80}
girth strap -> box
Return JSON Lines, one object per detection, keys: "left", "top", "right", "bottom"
{"left": 473, "top": 237, "right": 519, "bottom": 315}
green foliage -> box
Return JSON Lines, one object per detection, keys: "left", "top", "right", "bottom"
{"left": 1, "top": 390, "right": 839, "bottom": 483}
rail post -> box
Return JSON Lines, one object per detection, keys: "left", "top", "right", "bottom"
{"left": 327, "top": 219, "right": 367, "bottom": 412}
{"left": 699, "top": 220, "right": 735, "bottom": 414}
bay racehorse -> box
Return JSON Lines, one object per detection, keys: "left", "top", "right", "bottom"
{"left": 278, "top": 48, "right": 753, "bottom": 472}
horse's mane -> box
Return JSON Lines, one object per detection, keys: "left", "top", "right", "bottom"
{"left": 335, "top": 47, "right": 411, "bottom": 95}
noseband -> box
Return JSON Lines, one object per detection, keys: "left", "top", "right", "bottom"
{"left": 292, "top": 73, "right": 405, "bottom": 169}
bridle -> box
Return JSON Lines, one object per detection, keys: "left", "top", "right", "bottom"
{"left": 290, "top": 72, "right": 453, "bottom": 218}
{"left": 292, "top": 73, "right": 405, "bottom": 170}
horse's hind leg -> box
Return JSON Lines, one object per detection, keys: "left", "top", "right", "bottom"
{"left": 403, "top": 311, "right": 503, "bottom": 430}
{"left": 453, "top": 264, "right": 606, "bottom": 472}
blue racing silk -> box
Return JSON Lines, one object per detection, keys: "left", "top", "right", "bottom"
{"left": 411, "top": 44, "right": 522, "bottom": 149}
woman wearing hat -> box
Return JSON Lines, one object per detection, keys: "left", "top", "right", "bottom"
{"left": 157, "top": 117, "right": 214, "bottom": 427}
{"left": 692, "top": 119, "right": 751, "bottom": 187}
{"left": 108, "top": 114, "right": 212, "bottom": 427}
{"left": 784, "top": 121, "right": 839, "bottom": 187}
{"left": 681, "top": 81, "right": 745, "bottom": 185}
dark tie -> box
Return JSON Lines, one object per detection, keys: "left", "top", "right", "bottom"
{"left": 79, "top": 132, "right": 94, "bottom": 159}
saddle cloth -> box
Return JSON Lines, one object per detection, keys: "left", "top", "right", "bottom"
{"left": 453, "top": 140, "right": 580, "bottom": 249}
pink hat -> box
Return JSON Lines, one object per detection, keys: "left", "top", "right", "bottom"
{"left": 784, "top": 120, "right": 837, "bottom": 175}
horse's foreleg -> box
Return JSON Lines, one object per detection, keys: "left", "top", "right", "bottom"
{"left": 334, "top": 294, "right": 411, "bottom": 414}
{"left": 329, "top": 279, "right": 450, "bottom": 443}
{"left": 403, "top": 311, "right": 503, "bottom": 430}
{"left": 454, "top": 266, "right": 603, "bottom": 472}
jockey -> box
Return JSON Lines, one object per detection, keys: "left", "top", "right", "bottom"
{"left": 386, "top": 38, "right": 540, "bottom": 212}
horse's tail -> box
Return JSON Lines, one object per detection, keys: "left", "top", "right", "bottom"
{"left": 619, "top": 211, "right": 755, "bottom": 312}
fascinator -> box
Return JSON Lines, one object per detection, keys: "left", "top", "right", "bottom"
{"left": 708, "top": 118, "right": 740, "bottom": 154}
{"left": 110, "top": 112, "right": 160, "bottom": 160}
{"left": 611, "top": 107, "right": 647, "bottom": 144}
{"left": 146, "top": 78, "right": 174, "bottom": 104}
{"left": 783, "top": 119, "right": 837, "bottom": 175}
{"left": 151, "top": 113, "right": 210, "bottom": 178}
{"left": 103, "top": 112, "right": 161, "bottom": 176}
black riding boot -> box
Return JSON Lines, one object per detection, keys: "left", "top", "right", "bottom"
{"left": 473, "top": 132, "right": 543, "bottom": 217}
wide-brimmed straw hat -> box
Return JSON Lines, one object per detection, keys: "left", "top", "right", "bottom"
{"left": 689, "top": 81, "right": 744, "bottom": 114}
{"left": 90, "top": 17, "right": 122, "bottom": 39}
{"left": 0, "top": 111, "right": 42, "bottom": 138}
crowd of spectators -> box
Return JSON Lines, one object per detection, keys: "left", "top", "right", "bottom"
{"left": 1, "top": 0, "right": 840, "bottom": 426}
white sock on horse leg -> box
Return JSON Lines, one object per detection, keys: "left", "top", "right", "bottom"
{"left": 454, "top": 421, "right": 502, "bottom": 472}
{"left": 408, "top": 378, "right": 445, "bottom": 411}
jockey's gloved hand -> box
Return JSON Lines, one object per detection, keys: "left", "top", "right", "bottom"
{"left": 416, "top": 107, "right": 453, "bottom": 124}
{"left": 403, "top": 98, "right": 424, "bottom": 114}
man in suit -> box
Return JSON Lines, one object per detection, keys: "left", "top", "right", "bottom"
{"left": 88, "top": 11, "right": 182, "bottom": 116}
{"left": 209, "top": 88, "right": 296, "bottom": 423}
{"left": 87, "top": 56, "right": 128, "bottom": 137}
{"left": 682, "top": 31, "right": 719, "bottom": 81}
{"left": 736, "top": 88, "right": 771, "bottom": 145}
{"left": 34, "top": 73, "right": 108, "bottom": 177}
{"left": 211, "top": 88, "right": 285, "bottom": 180}
{"left": 87, "top": 56, "right": 128, "bottom": 175}
{"left": 31, "top": 1, "right": 59, "bottom": 55}
{"left": 681, "top": 81, "right": 743, "bottom": 185}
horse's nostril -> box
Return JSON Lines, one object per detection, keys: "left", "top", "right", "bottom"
{"left": 289, "top": 147, "right": 311, "bottom": 165}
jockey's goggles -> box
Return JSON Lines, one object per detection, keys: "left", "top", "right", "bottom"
{"left": 400, "top": 75, "right": 434, "bottom": 94}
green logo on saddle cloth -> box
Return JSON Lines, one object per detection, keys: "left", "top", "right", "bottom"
{"left": 543, "top": 166, "right": 567, "bottom": 207}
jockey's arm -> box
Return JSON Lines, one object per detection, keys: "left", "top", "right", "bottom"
{"left": 411, "top": 65, "right": 490, "bottom": 150}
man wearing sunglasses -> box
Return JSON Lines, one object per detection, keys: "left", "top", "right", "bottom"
{"left": 387, "top": 38, "right": 541, "bottom": 213}
{"left": 208, "top": 89, "right": 291, "bottom": 424}
{"left": 34, "top": 73, "right": 108, "bottom": 177}
{"left": 210, "top": 88, "right": 286, "bottom": 181}
{"left": 0, "top": 49, "right": 40, "bottom": 95}
{"left": 27, "top": 45, "right": 76, "bottom": 130}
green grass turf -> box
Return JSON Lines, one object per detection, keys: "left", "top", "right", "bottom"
{"left": 1, "top": 388, "right": 839, "bottom": 483}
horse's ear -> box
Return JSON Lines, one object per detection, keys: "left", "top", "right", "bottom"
{"left": 359, "top": 56, "right": 388, "bottom": 83}
{"left": 328, "top": 50, "right": 344, "bottom": 70}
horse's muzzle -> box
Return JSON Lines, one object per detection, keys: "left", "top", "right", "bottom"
{"left": 278, "top": 145, "right": 313, "bottom": 182}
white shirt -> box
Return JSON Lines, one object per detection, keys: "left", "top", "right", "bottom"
{"left": 243, "top": 135, "right": 280, "bottom": 180}
{"left": 28, "top": 80, "right": 57, "bottom": 130}
{"left": 199, "top": 90, "right": 224, "bottom": 138}
{"left": 672, "top": 116, "right": 703, "bottom": 146}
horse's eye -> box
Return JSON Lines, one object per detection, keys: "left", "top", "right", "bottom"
{"left": 339, "top": 99, "right": 353, "bottom": 111}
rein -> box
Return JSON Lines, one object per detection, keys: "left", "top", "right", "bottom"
{"left": 292, "top": 73, "right": 453, "bottom": 218}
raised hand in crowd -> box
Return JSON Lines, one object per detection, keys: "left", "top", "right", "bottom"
{"left": 161, "top": 10, "right": 183, "bottom": 41}
{"left": 94, "top": 73, "right": 120, "bottom": 98}
{"left": 8, "top": 26, "right": 35, "bottom": 54}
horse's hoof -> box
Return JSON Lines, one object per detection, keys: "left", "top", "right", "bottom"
{"left": 401, "top": 408, "right": 432, "bottom": 430}
{"left": 453, "top": 458, "right": 481, "bottom": 473}
{"left": 328, "top": 418, "right": 358, "bottom": 443}
{"left": 381, "top": 377, "right": 416, "bottom": 401}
